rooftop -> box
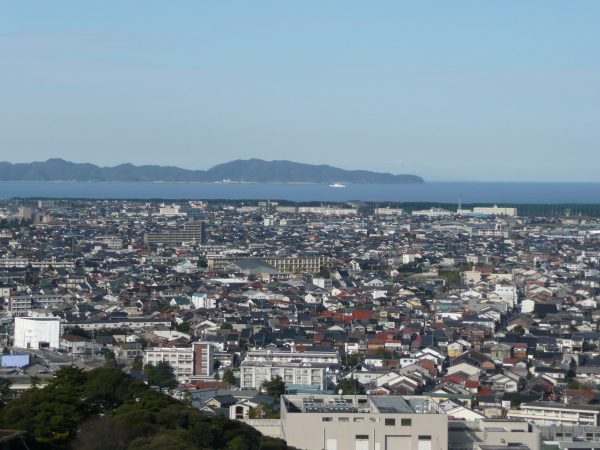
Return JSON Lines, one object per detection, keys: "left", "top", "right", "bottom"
{"left": 282, "top": 394, "right": 442, "bottom": 415}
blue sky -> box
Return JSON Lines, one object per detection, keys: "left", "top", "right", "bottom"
{"left": 1, "top": 1, "right": 599, "bottom": 181}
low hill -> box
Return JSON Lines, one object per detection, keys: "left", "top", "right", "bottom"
{"left": 0, "top": 158, "right": 424, "bottom": 184}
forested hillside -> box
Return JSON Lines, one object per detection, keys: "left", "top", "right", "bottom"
{"left": 0, "top": 366, "right": 295, "bottom": 450}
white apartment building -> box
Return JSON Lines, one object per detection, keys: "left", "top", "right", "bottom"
{"left": 374, "top": 207, "right": 404, "bottom": 215}
{"left": 143, "top": 342, "right": 214, "bottom": 382}
{"left": 473, "top": 205, "right": 518, "bottom": 217}
{"left": 313, "top": 278, "right": 333, "bottom": 290}
{"left": 0, "top": 258, "right": 76, "bottom": 269}
{"left": 8, "top": 292, "right": 72, "bottom": 317}
{"left": 412, "top": 208, "right": 453, "bottom": 218}
{"left": 240, "top": 361, "right": 330, "bottom": 390}
{"left": 507, "top": 402, "right": 600, "bottom": 427}
{"left": 245, "top": 349, "right": 340, "bottom": 365}
{"left": 240, "top": 348, "right": 340, "bottom": 390}
{"left": 191, "top": 293, "right": 218, "bottom": 309}
{"left": 144, "top": 347, "right": 194, "bottom": 380}
{"left": 298, "top": 207, "right": 357, "bottom": 215}
{"left": 158, "top": 204, "right": 185, "bottom": 216}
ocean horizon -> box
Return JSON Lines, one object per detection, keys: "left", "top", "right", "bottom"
{"left": 1, "top": 181, "right": 600, "bottom": 204}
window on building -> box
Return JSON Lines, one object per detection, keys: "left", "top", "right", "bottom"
{"left": 339, "top": 417, "right": 349, "bottom": 422}
{"left": 385, "top": 418, "right": 396, "bottom": 426}
{"left": 401, "top": 419, "right": 412, "bottom": 426}
{"left": 354, "top": 417, "right": 364, "bottom": 422}
{"left": 322, "top": 417, "right": 333, "bottom": 422}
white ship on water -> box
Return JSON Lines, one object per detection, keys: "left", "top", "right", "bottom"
{"left": 330, "top": 183, "right": 346, "bottom": 187}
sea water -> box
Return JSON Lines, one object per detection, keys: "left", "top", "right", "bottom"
{"left": 1, "top": 181, "right": 600, "bottom": 204}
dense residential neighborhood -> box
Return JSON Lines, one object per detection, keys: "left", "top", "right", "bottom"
{"left": 2, "top": 198, "right": 600, "bottom": 449}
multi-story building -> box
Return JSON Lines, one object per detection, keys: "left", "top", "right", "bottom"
{"left": 143, "top": 342, "right": 213, "bottom": 382}
{"left": 14, "top": 317, "right": 61, "bottom": 349}
{"left": 208, "top": 255, "right": 330, "bottom": 274}
{"left": 448, "top": 418, "right": 540, "bottom": 450}
{"left": 19, "top": 206, "right": 32, "bottom": 220}
{"left": 298, "top": 207, "right": 357, "bottom": 215}
{"left": 279, "top": 394, "right": 448, "bottom": 450}
{"left": 247, "top": 395, "right": 539, "bottom": 450}
{"left": 0, "top": 258, "right": 76, "bottom": 269}
{"left": 8, "top": 292, "right": 71, "bottom": 317}
{"left": 144, "top": 347, "right": 194, "bottom": 380}
{"left": 472, "top": 205, "right": 518, "bottom": 217}
{"left": 158, "top": 204, "right": 185, "bottom": 217}
{"left": 240, "top": 348, "right": 340, "bottom": 390}
{"left": 374, "top": 207, "right": 404, "bottom": 215}
{"left": 240, "top": 360, "right": 331, "bottom": 390}
{"left": 263, "top": 256, "right": 331, "bottom": 274}
{"left": 144, "top": 220, "right": 206, "bottom": 244}
{"left": 412, "top": 208, "right": 453, "bottom": 218}
{"left": 507, "top": 402, "right": 600, "bottom": 427}
{"left": 74, "top": 317, "right": 172, "bottom": 331}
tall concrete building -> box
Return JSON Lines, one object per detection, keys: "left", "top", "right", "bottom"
{"left": 18, "top": 207, "right": 32, "bottom": 220}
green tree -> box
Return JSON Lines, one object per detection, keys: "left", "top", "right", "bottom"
{"left": 144, "top": 362, "right": 178, "bottom": 389}
{"left": 222, "top": 368, "right": 236, "bottom": 386}
{"left": 83, "top": 367, "right": 146, "bottom": 415}
{"left": 0, "top": 357, "right": 298, "bottom": 450}
{"left": 29, "top": 375, "right": 42, "bottom": 389}
{"left": 105, "top": 350, "right": 118, "bottom": 368}
{"left": 0, "top": 377, "right": 13, "bottom": 406}
{"left": 342, "top": 353, "right": 364, "bottom": 369}
{"left": 71, "top": 417, "right": 131, "bottom": 450}
{"left": 566, "top": 377, "right": 581, "bottom": 390}
{"left": 64, "top": 325, "right": 92, "bottom": 339}
{"left": 248, "top": 401, "right": 278, "bottom": 419}
{"left": 513, "top": 325, "right": 525, "bottom": 335}
{"left": 132, "top": 359, "right": 144, "bottom": 370}
{"left": 214, "top": 372, "right": 221, "bottom": 381}
{"left": 1, "top": 366, "right": 88, "bottom": 445}
{"left": 315, "top": 265, "right": 330, "bottom": 279}
{"left": 261, "top": 376, "right": 285, "bottom": 398}
{"left": 220, "top": 322, "right": 233, "bottom": 330}
{"left": 510, "top": 397, "right": 521, "bottom": 409}
{"left": 374, "top": 346, "right": 386, "bottom": 356}
{"left": 334, "top": 378, "right": 365, "bottom": 395}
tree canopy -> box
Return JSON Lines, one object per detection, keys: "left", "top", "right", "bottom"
{"left": 334, "top": 378, "right": 365, "bottom": 395}
{"left": 261, "top": 376, "right": 285, "bottom": 398}
{"left": 143, "top": 361, "right": 178, "bottom": 389}
{"left": 222, "top": 368, "right": 237, "bottom": 386}
{"left": 0, "top": 366, "right": 297, "bottom": 450}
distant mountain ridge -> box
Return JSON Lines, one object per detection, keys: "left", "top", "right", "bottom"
{"left": 0, "top": 158, "right": 424, "bottom": 184}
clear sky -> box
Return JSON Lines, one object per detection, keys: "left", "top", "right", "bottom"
{"left": 1, "top": 2, "right": 599, "bottom": 181}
